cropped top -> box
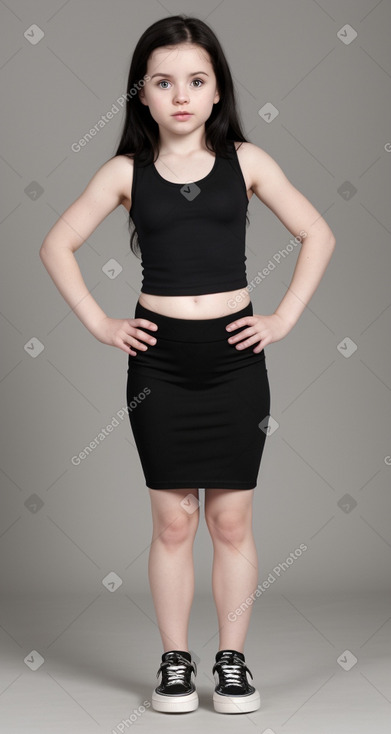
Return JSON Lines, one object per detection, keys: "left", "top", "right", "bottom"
{"left": 129, "top": 140, "right": 250, "bottom": 296}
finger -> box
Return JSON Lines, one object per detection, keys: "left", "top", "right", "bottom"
{"left": 130, "top": 338, "right": 149, "bottom": 350}
{"left": 235, "top": 335, "right": 263, "bottom": 350}
{"left": 253, "top": 335, "right": 271, "bottom": 352}
{"left": 226, "top": 316, "right": 254, "bottom": 332}
{"left": 132, "top": 323, "right": 158, "bottom": 343}
{"left": 120, "top": 332, "right": 149, "bottom": 352}
{"left": 227, "top": 326, "right": 255, "bottom": 343}
{"left": 120, "top": 340, "right": 138, "bottom": 356}
{"left": 133, "top": 318, "right": 158, "bottom": 331}
{"left": 128, "top": 328, "right": 157, "bottom": 346}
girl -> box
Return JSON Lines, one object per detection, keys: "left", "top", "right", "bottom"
{"left": 40, "top": 14, "right": 335, "bottom": 716}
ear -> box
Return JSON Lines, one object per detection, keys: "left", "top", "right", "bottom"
{"left": 214, "top": 89, "right": 220, "bottom": 104}
{"left": 138, "top": 88, "right": 148, "bottom": 106}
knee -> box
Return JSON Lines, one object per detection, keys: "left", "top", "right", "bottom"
{"left": 205, "top": 510, "right": 249, "bottom": 546}
{"left": 156, "top": 510, "right": 199, "bottom": 548}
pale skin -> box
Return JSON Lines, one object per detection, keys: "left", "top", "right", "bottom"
{"left": 40, "top": 43, "right": 336, "bottom": 655}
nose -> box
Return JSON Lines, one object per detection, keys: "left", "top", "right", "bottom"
{"left": 173, "top": 84, "right": 190, "bottom": 104}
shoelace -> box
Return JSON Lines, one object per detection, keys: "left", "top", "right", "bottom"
{"left": 214, "top": 652, "right": 253, "bottom": 688}
{"left": 157, "top": 653, "right": 197, "bottom": 686}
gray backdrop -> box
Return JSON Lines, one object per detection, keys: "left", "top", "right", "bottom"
{"left": 1, "top": 0, "right": 390, "bottom": 600}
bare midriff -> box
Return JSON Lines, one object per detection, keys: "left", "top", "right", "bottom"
{"left": 138, "top": 289, "right": 251, "bottom": 319}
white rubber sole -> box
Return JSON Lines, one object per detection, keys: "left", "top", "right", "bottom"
{"left": 152, "top": 689, "right": 199, "bottom": 713}
{"left": 213, "top": 688, "right": 261, "bottom": 714}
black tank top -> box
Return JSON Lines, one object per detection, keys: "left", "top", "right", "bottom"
{"left": 129, "top": 140, "right": 249, "bottom": 296}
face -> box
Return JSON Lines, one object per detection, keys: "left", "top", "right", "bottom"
{"left": 139, "top": 43, "right": 220, "bottom": 134}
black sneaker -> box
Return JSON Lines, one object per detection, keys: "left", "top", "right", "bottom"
{"left": 212, "top": 649, "right": 261, "bottom": 713}
{"left": 152, "top": 650, "right": 199, "bottom": 713}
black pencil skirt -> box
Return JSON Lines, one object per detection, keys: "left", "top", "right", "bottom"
{"left": 126, "top": 300, "right": 271, "bottom": 490}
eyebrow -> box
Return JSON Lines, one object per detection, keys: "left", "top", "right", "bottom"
{"left": 150, "top": 71, "right": 209, "bottom": 79}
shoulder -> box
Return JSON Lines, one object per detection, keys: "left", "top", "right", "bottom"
{"left": 231, "top": 143, "right": 335, "bottom": 243}
{"left": 97, "top": 154, "right": 134, "bottom": 211}
{"left": 97, "top": 153, "right": 134, "bottom": 178}
{"left": 233, "top": 141, "right": 288, "bottom": 194}
{"left": 232, "top": 141, "right": 281, "bottom": 174}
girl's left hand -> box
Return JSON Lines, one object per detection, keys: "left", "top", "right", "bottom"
{"left": 226, "top": 313, "right": 292, "bottom": 353}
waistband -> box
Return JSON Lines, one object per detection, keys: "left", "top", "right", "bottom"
{"left": 134, "top": 300, "right": 253, "bottom": 342}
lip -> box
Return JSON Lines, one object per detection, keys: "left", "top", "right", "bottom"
{"left": 172, "top": 112, "right": 192, "bottom": 117}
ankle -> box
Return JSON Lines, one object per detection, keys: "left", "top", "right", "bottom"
{"left": 218, "top": 647, "right": 244, "bottom": 654}
{"left": 163, "top": 647, "right": 190, "bottom": 654}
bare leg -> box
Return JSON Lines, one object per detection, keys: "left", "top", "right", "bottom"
{"left": 205, "top": 489, "right": 257, "bottom": 653}
{"left": 148, "top": 488, "right": 200, "bottom": 653}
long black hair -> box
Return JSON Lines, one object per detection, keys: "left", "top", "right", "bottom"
{"left": 112, "top": 14, "right": 250, "bottom": 257}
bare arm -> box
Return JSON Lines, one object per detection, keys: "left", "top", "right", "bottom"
{"left": 273, "top": 232, "right": 336, "bottom": 330}
{"left": 39, "top": 155, "right": 158, "bottom": 355}
{"left": 39, "top": 156, "right": 128, "bottom": 336}
{"left": 249, "top": 143, "right": 336, "bottom": 330}
{"left": 225, "top": 144, "right": 336, "bottom": 352}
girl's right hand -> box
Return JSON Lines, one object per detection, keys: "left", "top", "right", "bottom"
{"left": 94, "top": 317, "right": 158, "bottom": 356}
